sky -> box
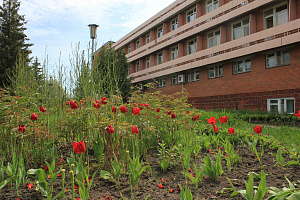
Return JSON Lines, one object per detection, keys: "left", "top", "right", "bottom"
{"left": 1, "top": 0, "right": 175, "bottom": 77}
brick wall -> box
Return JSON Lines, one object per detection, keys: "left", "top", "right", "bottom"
{"left": 150, "top": 44, "right": 300, "bottom": 112}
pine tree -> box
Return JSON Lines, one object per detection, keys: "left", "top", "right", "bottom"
{"left": 0, "top": 0, "right": 32, "bottom": 88}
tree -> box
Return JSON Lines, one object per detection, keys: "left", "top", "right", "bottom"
{"left": 0, "top": 0, "right": 32, "bottom": 89}
{"left": 93, "top": 42, "right": 132, "bottom": 102}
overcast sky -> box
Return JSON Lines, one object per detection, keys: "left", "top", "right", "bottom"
{"left": 1, "top": 0, "right": 175, "bottom": 77}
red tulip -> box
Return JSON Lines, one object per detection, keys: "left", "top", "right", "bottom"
{"left": 213, "top": 126, "right": 218, "bottom": 133}
{"left": 132, "top": 126, "right": 139, "bottom": 134}
{"left": 94, "top": 99, "right": 101, "bottom": 108}
{"left": 167, "top": 110, "right": 172, "bottom": 115}
{"left": 158, "top": 183, "right": 164, "bottom": 189}
{"left": 107, "top": 125, "right": 114, "bottom": 134}
{"left": 40, "top": 106, "right": 47, "bottom": 112}
{"left": 220, "top": 116, "right": 228, "bottom": 123}
{"left": 186, "top": 111, "right": 191, "bottom": 114}
{"left": 156, "top": 108, "right": 160, "bottom": 112}
{"left": 27, "top": 183, "right": 33, "bottom": 191}
{"left": 73, "top": 141, "right": 85, "bottom": 154}
{"left": 228, "top": 127, "right": 235, "bottom": 135}
{"left": 293, "top": 110, "right": 300, "bottom": 118}
{"left": 112, "top": 106, "right": 117, "bottom": 113}
{"left": 139, "top": 103, "right": 144, "bottom": 110}
{"left": 157, "top": 116, "right": 160, "bottom": 119}
{"left": 254, "top": 125, "right": 262, "bottom": 134}
{"left": 171, "top": 113, "right": 176, "bottom": 118}
{"left": 42, "top": 166, "right": 48, "bottom": 170}
{"left": 66, "top": 101, "right": 70, "bottom": 105}
{"left": 192, "top": 115, "right": 199, "bottom": 121}
{"left": 18, "top": 125, "right": 26, "bottom": 132}
{"left": 70, "top": 100, "right": 78, "bottom": 109}
{"left": 101, "top": 97, "right": 108, "bottom": 105}
{"left": 207, "top": 117, "right": 217, "bottom": 125}
{"left": 31, "top": 113, "right": 38, "bottom": 121}
{"left": 120, "top": 106, "right": 127, "bottom": 113}
{"left": 133, "top": 102, "right": 136, "bottom": 107}
{"left": 132, "top": 107, "right": 140, "bottom": 115}
{"left": 144, "top": 103, "right": 150, "bottom": 109}
{"left": 16, "top": 198, "right": 20, "bottom": 200}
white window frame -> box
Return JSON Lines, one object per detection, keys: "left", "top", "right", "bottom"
{"left": 172, "top": 75, "right": 179, "bottom": 85}
{"left": 128, "top": 45, "right": 131, "bottom": 53}
{"left": 146, "top": 56, "right": 150, "bottom": 69}
{"left": 267, "top": 97, "right": 295, "bottom": 114}
{"left": 136, "top": 40, "right": 140, "bottom": 49}
{"left": 266, "top": 49, "right": 290, "bottom": 68}
{"left": 135, "top": 61, "right": 139, "bottom": 72}
{"left": 206, "top": 0, "right": 219, "bottom": 13}
{"left": 232, "top": 17, "right": 250, "bottom": 40}
{"left": 209, "top": 65, "right": 223, "bottom": 78}
{"left": 171, "top": 18, "right": 178, "bottom": 31}
{"left": 157, "top": 26, "right": 163, "bottom": 38}
{"left": 207, "top": 29, "right": 220, "bottom": 48}
{"left": 188, "top": 69, "right": 199, "bottom": 82}
{"left": 157, "top": 52, "right": 163, "bottom": 65}
{"left": 171, "top": 46, "right": 178, "bottom": 60}
{"left": 187, "top": 38, "right": 197, "bottom": 55}
{"left": 146, "top": 34, "right": 150, "bottom": 44}
{"left": 158, "top": 77, "right": 166, "bottom": 87}
{"left": 186, "top": 7, "right": 196, "bottom": 23}
{"left": 233, "top": 58, "right": 251, "bottom": 74}
{"left": 263, "top": 3, "right": 288, "bottom": 30}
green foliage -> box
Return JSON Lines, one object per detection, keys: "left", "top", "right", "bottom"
{"left": 276, "top": 148, "right": 285, "bottom": 165}
{"left": 93, "top": 44, "right": 132, "bottom": 101}
{"left": 266, "top": 176, "right": 300, "bottom": 200}
{"left": 129, "top": 156, "right": 149, "bottom": 190}
{"left": 179, "top": 184, "right": 193, "bottom": 200}
{"left": 76, "top": 169, "right": 97, "bottom": 200}
{"left": 0, "top": 153, "right": 26, "bottom": 194}
{"left": 0, "top": 0, "right": 32, "bottom": 88}
{"left": 184, "top": 163, "right": 204, "bottom": 189}
{"left": 201, "top": 153, "right": 223, "bottom": 181}
{"left": 111, "top": 155, "right": 122, "bottom": 186}
{"left": 231, "top": 170, "right": 267, "bottom": 200}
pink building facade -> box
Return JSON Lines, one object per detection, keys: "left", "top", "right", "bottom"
{"left": 113, "top": 0, "right": 300, "bottom": 113}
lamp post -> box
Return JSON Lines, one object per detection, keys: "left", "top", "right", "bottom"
{"left": 88, "top": 24, "right": 99, "bottom": 62}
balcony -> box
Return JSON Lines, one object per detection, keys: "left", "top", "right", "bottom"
{"left": 130, "top": 19, "right": 300, "bottom": 83}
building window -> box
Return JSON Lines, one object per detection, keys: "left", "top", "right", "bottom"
{"left": 207, "top": 30, "right": 220, "bottom": 48}
{"left": 172, "top": 75, "right": 179, "bottom": 85}
{"left": 209, "top": 65, "right": 223, "bottom": 78}
{"left": 157, "top": 26, "right": 163, "bottom": 38}
{"left": 233, "top": 58, "right": 251, "bottom": 74}
{"left": 128, "top": 45, "right": 131, "bottom": 53}
{"left": 267, "top": 98, "right": 295, "bottom": 114}
{"left": 266, "top": 50, "right": 290, "bottom": 68}
{"left": 171, "top": 18, "right": 178, "bottom": 31}
{"left": 206, "top": 0, "right": 218, "bottom": 13}
{"left": 188, "top": 69, "right": 199, "bottom": 82}
{"left": 187, "top": 38, "right": 197, "bottom": 55}
{"left": 171, "top": 46, "right": 178, "bottom": 60}
{"left": 135, "top": 62, "right": 139, "bottom": 72}
{"left": 146, "top": 34, "right": 150, "bottom": 44}
{"left": 157, "top": 52, "right": 163, "bottom": 65}
{"left": 158, "top": 78, "right": 166, "bottom": 87}
{"left": 264, "top": 4, "right": 288, "bottom": 29}
{"left": 146, "top": 56, "right": 150, "bottom": 69}
{"left": 232, "top": 17, "right": 249, "bottom": 40}
{"left": 136, "top": 40, "right": 140, "bottom": 49}
{"left": 186, "top": 7, "right": 196, "bottom": 23}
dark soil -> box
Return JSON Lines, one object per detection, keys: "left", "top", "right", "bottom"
{"left": 1, "top": 145, "right": 300, "bottom": 200}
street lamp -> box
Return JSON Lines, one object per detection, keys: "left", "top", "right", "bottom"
{"left": 88, "top": 24, "right": 99, "bottom": 60}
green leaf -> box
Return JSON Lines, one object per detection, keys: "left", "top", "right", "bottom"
{"left": 100, "top": 170, "right": 112, "bottom": 179}
{"left": 246, "top": 172, "right": 254, "bottom": 200}
{"left": 287, "top": 192, "right": 300, "bottom": 200}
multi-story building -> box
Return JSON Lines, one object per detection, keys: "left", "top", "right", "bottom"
{"left": 112, "top": 0, "right": 300, "bottom": 114}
